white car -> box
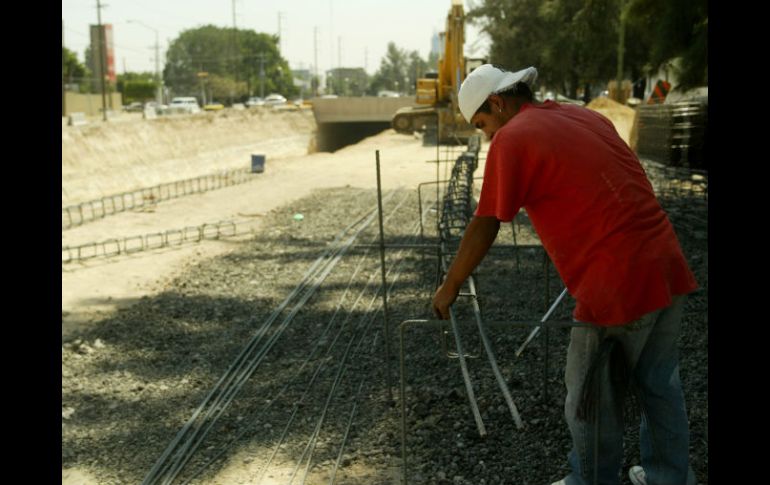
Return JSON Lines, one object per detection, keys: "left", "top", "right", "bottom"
{"left": 168, "top": 97, "right": 201, "bottom": 114}
{"left": 246, "top": 96, "right": 264, "bottom": 107}
{"left": 263, "top": 94, "right": 288, "bottom": 106}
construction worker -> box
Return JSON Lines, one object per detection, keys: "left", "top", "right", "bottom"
{"left": 431, "top": 64, "right": 699, "bottom": 485}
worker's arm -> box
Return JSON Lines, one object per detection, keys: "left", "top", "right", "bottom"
{"left": 432, "top": 215, "right": 501, "bottom": 319}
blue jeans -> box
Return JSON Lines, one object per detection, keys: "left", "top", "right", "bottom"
{"left": 562, "top": 295, "right": 696, "bottom": 485}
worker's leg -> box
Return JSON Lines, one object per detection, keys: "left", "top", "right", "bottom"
{"left": 631, "top": 295, "right": 696, "bottom": 485}
{"left": 562, "top": 326, "right": 626, "bottom": 485}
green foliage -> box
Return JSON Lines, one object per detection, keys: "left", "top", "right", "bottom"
{"left": 427, "top": 51, "right": 440, "bottom": 72}
{"left": 62, "top": 47, "right": 86, "bottom": 83}
{"left": 468, "top": 0, "right": 625, "bottom": 97}
{"left": 626, "top": 0, "right": 707, "bottom": 89}
{"left": 117, "top": 73, "right": 158, "bottom": 103}
{"left": 467, "top": 0, "right": 707, "bottom": 95}
{"left": 206, "top": 74, "right": 248, "bottom": 101}
{"left": 368, "top": 42, "right": 431, "bottom": 95}
{"left": 406, "top": 51, "right": 430, "bottom": 93}
{"left": 163, "top": 25, "right": 297, "bottom": 102}
{"left": 326, "top": 68, "right": 369, "bottom": 96}
{"left": 63, "top": 47, "right": 93, "bottom": 93}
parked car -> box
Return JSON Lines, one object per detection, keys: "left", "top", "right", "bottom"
{"left": 263, "top": 94, "right": 288, "bottom": 106}
{"left": 168, "top": 97, "right": 201, "bottom": 114}
{"left": 145, "top": 101, "right": 168, "bottom": 114}
{"left": 246, "top": 96, "right": 264, "bottom": 107}
{"left": 123, "top": 101, "right": 144, "bottom": 112}
{"left": 203, "top": 102, "right": 225, "bottom": 111}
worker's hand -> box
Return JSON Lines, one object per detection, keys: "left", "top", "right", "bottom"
{"left": 432, "top": 280, "right": 460, "bottom": 320}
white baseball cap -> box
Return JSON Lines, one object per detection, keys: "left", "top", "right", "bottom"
{"left": 458, "top": 64, "right": 538, "bottom": 122}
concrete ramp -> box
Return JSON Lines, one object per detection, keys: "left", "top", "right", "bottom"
{"left": 311, "top": 96, "right": 417, "bottom": 151}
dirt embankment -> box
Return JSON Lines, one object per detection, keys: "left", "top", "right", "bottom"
{"left": 61, "top": 108, "right": 317, "bottom": 207}
{"left": 586, "top": 97, "right": 638, "bottom": 149}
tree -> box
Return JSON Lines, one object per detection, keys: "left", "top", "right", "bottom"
{"left": 427, "top": 51, "right": 440, "bottom": 72}
{"left": 62, "top": 47, "right": 86, "bottom": 85}
{"left": 625, "top": 0, "right": 707, "bottom": 90}
{"left": 467, "top": 0, "right": 706, "bottom": 96}
{"left": 117, "top": 72, "right": 158, "bottom": 103}
{"left": 467, "top": 0, "right": 622, "bottom": 98}
{"left": 163, "top": 25, "right": 297, "bottom": 102}
{"left": 406, "top": 51, "right": 429, "bottom": 94}
{"left": 326, "top": 68, "right": 369, "bottom": 96}
{"left": 206, "top": 74, "right": 248, "bottom": 101}
{"left": 368, "top": 42, "right": 414, "bottom": 95}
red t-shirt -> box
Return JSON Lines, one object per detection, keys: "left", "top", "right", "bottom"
{"left": 475, "top": 101, "right": 698, "bottom": 325}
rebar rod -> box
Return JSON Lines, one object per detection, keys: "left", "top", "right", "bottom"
{"left": 466, "top": 276, "right": 524, "bottom": 429}
{"left": 515, "top": 287, "right": 569, "bottom": 358}
{"left": 375, "top": 150, "right": 394, "bottom": 403}
{"left": 327, "top": 379, "right": 366, "bottom": 485}
{"left": 254, "top": 224, "right": 422, "bottom": 485}
{"left": 161, "top": 192, "right": 417, "bottom": 483}
{"left": 448, "top": 306, "right": 486, "bottom": 436}
{"left": 144, "top": 195, "right": 398, "bottom": 485}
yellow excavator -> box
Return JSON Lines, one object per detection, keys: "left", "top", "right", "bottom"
{"left": 391, "top": 0, "right": 484, "bottom": 144}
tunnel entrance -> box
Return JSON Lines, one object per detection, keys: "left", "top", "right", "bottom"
{"left": 315, "top": 122, "right": 392, "bottom": 152}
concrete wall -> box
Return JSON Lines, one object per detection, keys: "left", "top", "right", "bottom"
{"left": 64, "top": 92, "right": 123, "bottom": 116}
{"left": 311, "top": 96, "right": 416, "bottom": 123}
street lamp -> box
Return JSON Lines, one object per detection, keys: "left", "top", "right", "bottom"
{"left": 127, "top": 19, "right": 163, "bottom": 105}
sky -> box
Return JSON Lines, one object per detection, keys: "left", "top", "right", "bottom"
{"left": 61, "top": 0, "right": 490, "bottom": 77}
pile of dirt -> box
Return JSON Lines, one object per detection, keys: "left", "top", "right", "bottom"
{"left": 586, "top": 97, "right": 638, "bottom": 149}
{"left": 61, "top": 109, "right": 316, "bottom": 206}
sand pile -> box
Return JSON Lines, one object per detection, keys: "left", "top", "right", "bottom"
{"left": 586, "top": 97, "right": 638, "bottom": 149}
{"left": 61, "top": 109, "right": 316, "bottom": 206}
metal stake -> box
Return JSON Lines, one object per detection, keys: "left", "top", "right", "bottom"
{"left": 375, "top": 150, "right": 394, "bottom": 403}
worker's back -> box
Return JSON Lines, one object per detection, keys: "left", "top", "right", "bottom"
{"left": 476, "top": 100, "right": 698, "bottom": 325}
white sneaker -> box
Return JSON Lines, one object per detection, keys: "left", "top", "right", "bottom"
{"left": 629, "top": 465, "right": 647, "bottom": 485}
{"left": 549, "top": 480, "right": 566, "bottom": 485}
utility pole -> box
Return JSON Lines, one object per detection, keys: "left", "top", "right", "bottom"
{"left": 615, "top": 0, "right": 626, "bottom": 104}
{"left": 230, "top": 0, "right": 238, "bottom": 104}
{"left": 128, "top": 20, "right": 162, "bottom": 105}
{"left": 277, "top": 12, "right": 286, "bottom": 53}
{"left": 154, "top": 32, "right": 160, "bottom": 104}
{"left": 62, "top": 20, "right": 66, "bottom": 116}
{"left": 96, "top": 0, "right": 108, "bottom": 121}
{"left": 337, "top": 36, "right": 342, "bottom": 94}
{"left": 313, "top": 26, "right": 319, "bottom": 97}
{"left": 257, "top": 53, "right": 266, "bottom": 98}
{"left": 329, "top": 0, "right": 334, "bottom": 92}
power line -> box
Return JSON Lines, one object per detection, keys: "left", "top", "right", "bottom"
{"left": 64, "top": 27, "right": 153, "bottom": 56}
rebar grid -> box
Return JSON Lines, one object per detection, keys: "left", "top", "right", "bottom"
{"left": 641, "top": 159, "right": 708, "bottom": 242}
{"left": 62, "top": 167, "right": 257, "bottom": 230}
{"left": 62, "top": 219, "right": 249, "bottom": 264}
{"left": 636, "top": 101, "right": 708, "bottom": 170}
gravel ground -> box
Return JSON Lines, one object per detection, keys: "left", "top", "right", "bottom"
{"left": 62, "top": 170, "right": 707, "bottom": 485}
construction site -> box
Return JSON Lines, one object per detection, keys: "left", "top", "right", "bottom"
{"left": 61, "top": 90, "right": 707, "bottom": 485}
{"left": 62, "top": 2, "right": 708, "bottom": 484}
